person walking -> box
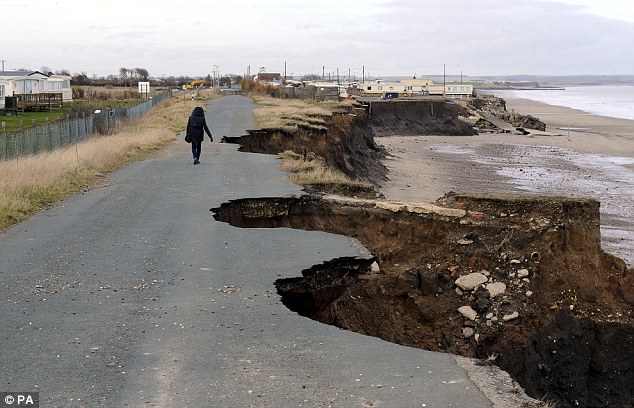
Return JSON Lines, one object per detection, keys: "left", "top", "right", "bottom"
{"left": 186, "top": 106, "right": 213, "bottom": 164}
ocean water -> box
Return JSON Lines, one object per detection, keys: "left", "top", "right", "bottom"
{"left": 488, "top": 85, "right": 634, "bottom": 121}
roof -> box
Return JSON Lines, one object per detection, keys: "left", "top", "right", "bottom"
{"left": 0, "top": 70, "right": 50, "bottom": 78}
{"left": 256, "top": 73, "right": 281, "bottom": 80}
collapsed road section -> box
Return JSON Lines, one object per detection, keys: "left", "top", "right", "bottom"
{"left": 212, "top": 193, "right": 634, "bottom": 408}
{"left": 215, "top": 98, "right": 633, "bottom": 407}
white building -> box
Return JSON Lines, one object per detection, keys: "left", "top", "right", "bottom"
{"left": 427, "top": 83, "right": 474, "bottom": 98}
{"left": 351, "top": 78, "right": 436, "bottom": 96}
{"left": 0, "top": 71, "right": 72, "bottom": 110}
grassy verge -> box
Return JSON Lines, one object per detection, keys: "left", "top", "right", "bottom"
{"left": 0, "top": 92, "right": 216, "bottom": 231}
{"left": 250, "top": 97, "right": 375, "bottom": 198}
{"left": 252, "top": 96, "right": 354, "bottom": 133}
{"left": 279, "top": 150, "right": 375, "bottom": 199}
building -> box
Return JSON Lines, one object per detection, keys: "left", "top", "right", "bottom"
{"left": 0, "top": 70, "right": 72, "bottom": 110}
{"left": 350, "top": 78, "right": 436, "bottom": 97}
{"left": 254, "top": 72, "right": 282, "bottom": 86}
{"left": 427, "top": 83, "right": 474, "bottom": 98}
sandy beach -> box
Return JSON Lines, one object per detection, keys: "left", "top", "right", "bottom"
{"left": 377, "top": 97, "right": 634, "bottom": 266}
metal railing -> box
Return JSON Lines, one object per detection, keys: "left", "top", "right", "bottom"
{"left": 1, "top": 90, "right": 171, "bottom": 161}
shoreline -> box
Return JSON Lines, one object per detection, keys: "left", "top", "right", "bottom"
{"left": 377, "top": 97, "right": 634, "bottom": 266}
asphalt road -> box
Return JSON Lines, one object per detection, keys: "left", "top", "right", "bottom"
{"left": 1, "top": 96, "right": 498, "bottom": 407}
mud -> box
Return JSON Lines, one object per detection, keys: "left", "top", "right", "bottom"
{"left": 217, "top": 99, "right": 634, "bottom": 407}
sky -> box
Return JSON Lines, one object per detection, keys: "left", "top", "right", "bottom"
{"left": 1, "top": 0, "right": 633, "bottom": 79}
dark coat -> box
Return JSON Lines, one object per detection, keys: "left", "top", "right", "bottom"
{"left": 186, "top": 106, "right": 212, "bottom": 142}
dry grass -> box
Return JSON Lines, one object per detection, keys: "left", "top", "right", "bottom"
{"left": 278, "top": 150, "right": 375, "bottom": 198}
{"left": 253, "top": 96, "right": 346, "bottom": 132}
{"left": 0, "top": 94, "right": 212, "bottom": 230}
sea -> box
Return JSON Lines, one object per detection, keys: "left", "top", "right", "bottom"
{"left": 475, "top": 85, "right": 634, "bottom": 265}
{"left": 487, "top": 85, "right": 634, "bottom": 121}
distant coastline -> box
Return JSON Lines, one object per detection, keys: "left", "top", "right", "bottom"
{"left": 478, "top": 86, "right": 566, "bottom": 91}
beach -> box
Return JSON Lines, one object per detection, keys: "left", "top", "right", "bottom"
{"left": 377, "top": 97, "right": 634, "bottom": 266}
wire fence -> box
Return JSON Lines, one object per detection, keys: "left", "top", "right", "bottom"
{"left": 1, "top": 90, "right": 171, "bottom": 161}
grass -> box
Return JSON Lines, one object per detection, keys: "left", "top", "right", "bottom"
{"left": 278, "top": 150, "right": 375, "bottom": 198}
{"left": 1, "top": 107, "right": 70, "bottom": 132}
{"left": 254, "top": 97, "right": 375, "bottom": 198}
{"left": 1, "top": 99, "right": 143, "bottom": 132}
{"left": 0, "top": 93, "right": 211, "bottom": 231}
{"left": 252, "top": 96, "right": 353, "bottom": 132}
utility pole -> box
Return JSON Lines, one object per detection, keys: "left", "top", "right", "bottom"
{"left": 284, "top": 61, "right": 287, "bottom": 81}
{"left": 443, "top": 63, "right": 446, "bottom": 97}
{"left": 0, "top": 60, "right": 5, "bottom": 71}
{"left": 362, "top": 66, "right": 365, "bottom": 83}
{"left": 337, "top": 68, "right": 339, "bottom": 84}
{"left": 322, "top": 66, "right": 325, "bottom": 81}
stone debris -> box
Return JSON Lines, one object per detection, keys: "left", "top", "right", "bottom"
{"left": 486, "top": 282, "right": 507, "bottom": 298}
{"left": 517, "top": 269, "right": 529, "bottom": 278}
{"left": 503, "top": 311, "right": 519, "bottom": 321}
{"left": 458, "top": 305, "right": 478, "bottom": 321}
{"left": 455, "top": 272, "right": 488, "bottom": 291}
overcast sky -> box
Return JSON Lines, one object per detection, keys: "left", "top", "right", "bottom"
{"left": 1, "top": 0, "right": 633, "bottom": 79}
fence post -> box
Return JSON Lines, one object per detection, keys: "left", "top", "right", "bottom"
{"left": 2, "top": 122, "right": 6, "bottom": 160}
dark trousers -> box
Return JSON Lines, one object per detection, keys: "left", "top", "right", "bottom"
{"left": 191, "top": 141, "right": 202, "bottom": 160}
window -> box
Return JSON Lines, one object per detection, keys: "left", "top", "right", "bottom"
{"left": 0, "top": 85, "right": 4, "bottom": 97}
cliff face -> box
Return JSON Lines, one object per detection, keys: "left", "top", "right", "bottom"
{"left": 212, "top": 193, "right": 633, "bottom": 408}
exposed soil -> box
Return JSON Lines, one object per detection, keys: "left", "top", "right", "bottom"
{"left": 217, "top": 99, "right": 634, "bottom": 408}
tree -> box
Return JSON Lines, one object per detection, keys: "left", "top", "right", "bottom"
{"left": 119, "top": 67, "right": 130, "bottom": 86}
{"left": 301, "top": 74, "right": 322, "bottom": 81}
{"left": 72, "top": 72, "right": 89, "bottom": 85}
{"left": 134, "top": 68, "right": 149, "bottom": 81}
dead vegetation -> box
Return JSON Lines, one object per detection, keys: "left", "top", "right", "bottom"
{"left": 252, "top": 96, "right": 353, "bottom": 132}
{"left": 279, "top": 150, "right": 375, "bottom": 198}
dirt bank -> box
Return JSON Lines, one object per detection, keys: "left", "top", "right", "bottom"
{"left": 212, "top": 193, "right": 633, "bottom": 407}
{"left": 217, "top": 98, "right": 634, "bottom": 407}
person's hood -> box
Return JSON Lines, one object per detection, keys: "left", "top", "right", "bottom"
{"left": 192, "top": 107, "right": 205, "bottom": 116}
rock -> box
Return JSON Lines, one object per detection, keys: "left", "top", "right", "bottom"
{"left": 457, "top": 239, "right": 473, "bottom": 245}
{"left": 458, "top": 306, "right": 478, "bottom": 321}
{"left": 526, "top": 290, "right": 533, "bottom": 297}
{"left": 455, "top": 273, "right": 488, "bottom": 291}
{"left": 486, "top": 282, "right": 507, "bottom": 298}
{"left": 485, "top": 312, "right": 494, "bottom": 319}
{"left": 455, "top": 287, "right": 464, "bottom": 296}
{"left": 370, "top": 261, "right": 380, "bottom": 273}
{"left": 517, "top": 268, "right": 529, "bottom": 278}
{"left": 462, "top": 327, "right": 475, "bottom": 338}
{"left": 510, "top": 259, "right": 521, "bottom": 264}
{"left": 481, "top": 269, "right": 490, "bottom": 277}
{"left": 503, "top": 311, "right": 519, "bottom": 321}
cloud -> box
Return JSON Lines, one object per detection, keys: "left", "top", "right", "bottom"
{"left": 0, "top": 0, "right": 632, "bottom": 77}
